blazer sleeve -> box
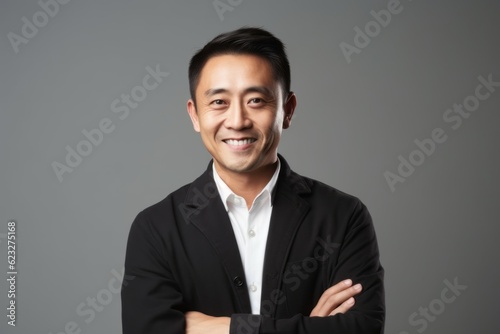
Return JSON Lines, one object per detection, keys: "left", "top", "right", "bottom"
{"left": 229, "top": 200, "right": 385, "bottom": 334}
{"left": 121, "top": 211, "right": 186, "bottom": 334}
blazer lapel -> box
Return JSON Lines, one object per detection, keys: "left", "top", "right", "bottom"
{"left": 183, "top": 163, "right": 252, "bottom": 313}
{"left": 261, "top": 156, "right": 311, "bottom": 316}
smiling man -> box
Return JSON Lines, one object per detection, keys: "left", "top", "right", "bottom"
{"left": 121, "top": 27, "right": 385, "bottom": 334}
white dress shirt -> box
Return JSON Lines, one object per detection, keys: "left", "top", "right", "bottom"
{"left": 212, "top": 160, "right": 281, "bottom": 314}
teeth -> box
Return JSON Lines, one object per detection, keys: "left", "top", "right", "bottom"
{"left": 225, "top": 139, "right": 255, "bottom": 146}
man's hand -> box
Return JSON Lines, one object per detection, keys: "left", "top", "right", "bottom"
{"left": 310, "top": 279, "right": 362, "bottom": 317}
{"left": 185, "top": 279, "right": 361, "bottom": 332}
{"left": 185, "top": 311, "right": 230, "bottom": 334}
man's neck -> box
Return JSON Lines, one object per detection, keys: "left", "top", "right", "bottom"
{"left": 214, "top": 160, "right": 279, "bottom": 209}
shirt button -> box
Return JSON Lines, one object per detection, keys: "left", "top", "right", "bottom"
{"left": 248, "top": 229, "right": 256, "bottom": 237}
{"left": 250, "top": 284, "right": 257, "bottom": 292}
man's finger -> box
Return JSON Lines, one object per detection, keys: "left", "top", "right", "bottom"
{"left": 310, "top": 280, "right": 362, "bottom": 317}
{"left": 312, "top": 279, "right": 353, "bottom": 314}
{"left": 316, "top": 279, "right": 353, "bottom": 306}
{"left": 329, "top": 297, "right": 355, "bottom": 316}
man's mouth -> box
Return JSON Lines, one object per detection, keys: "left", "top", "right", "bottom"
{"left": 223, "top": 138, "right": 256, "bottom": 146}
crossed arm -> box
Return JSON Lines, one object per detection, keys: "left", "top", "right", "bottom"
{"left": 186, "top": 279, "right": 363, "bottom": 334}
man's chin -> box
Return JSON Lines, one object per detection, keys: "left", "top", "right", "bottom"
{"left": 221, "top": 163, "right": 254, "bottom": 174}
{"left": 216, "top": 157, "right": 278, "bottom": 176}
{"left": 215, "top": 159, "right": 257, "bottom": 174}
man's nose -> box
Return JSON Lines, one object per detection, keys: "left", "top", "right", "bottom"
{"left": 225, "top": 102, "right": 251, "bottom": 130}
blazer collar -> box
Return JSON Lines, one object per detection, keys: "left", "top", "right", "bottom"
{"left": 184, "top": 154, "right": 312, "bottom": 208}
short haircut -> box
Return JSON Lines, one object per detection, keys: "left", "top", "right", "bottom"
{"left": 188, "top": 27, "right": 291, "bottom": 104}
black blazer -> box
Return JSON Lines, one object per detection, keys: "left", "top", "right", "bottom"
{"left": 121, "top": 155, "right": 385, "bottom": 333}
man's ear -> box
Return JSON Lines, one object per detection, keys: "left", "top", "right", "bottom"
{"left": 187, "top": 99, "right": 201, "bottom": 133}
{"left": 283, "top": 92, "right": 297, "bottom": 129}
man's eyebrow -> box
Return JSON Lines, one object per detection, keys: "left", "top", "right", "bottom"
{"left": 244, "top": 86, "right": 275, "bottom": 97}
{"left": 204, "top": 88, "right": 228, "bottom": 97}
{"left": 204, "top": 86, "right": 275, "bottom": 97}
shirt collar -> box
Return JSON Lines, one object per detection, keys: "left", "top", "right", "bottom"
{"left": 212, "top": 159, "right": 281, "bottom": 212}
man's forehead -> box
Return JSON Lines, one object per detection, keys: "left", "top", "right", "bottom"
{"left": 196, "top": 54, "right": 281, "bottom": 96}
{"left": 200, "top": 54, "right": 270, "bottom": 75}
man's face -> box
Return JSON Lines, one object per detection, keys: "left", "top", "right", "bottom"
{"left": 187, "top": 54, "right": 296, "bottom": 176}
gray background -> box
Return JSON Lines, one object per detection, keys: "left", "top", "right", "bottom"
{"left": 1, "top": 0, "right": 499, "bottom": 333}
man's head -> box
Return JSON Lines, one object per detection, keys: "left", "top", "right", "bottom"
{"left": 188, "top": 27, "right": 291, "bottom": 105}
{"left": 186, "top": 27, "right": 296, "bottom": 179}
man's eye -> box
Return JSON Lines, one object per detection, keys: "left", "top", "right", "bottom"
{"left": 212, "top": 99, "right": 224, "bottom": 105}
{"left": 249, "top": 98, "right": 264, "bottom": 104}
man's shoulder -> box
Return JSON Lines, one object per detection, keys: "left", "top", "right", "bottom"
{"left": 284, "top": 165, "right": 363, "bottom": 210}
{"left": 286, "top": 170, "right": 371, "bottom": 230}
{"left": 136, "top": 166, "right": 213, "bottom": 222}
{"left": 139, "top": 180, "right": 197, "bottom": 217}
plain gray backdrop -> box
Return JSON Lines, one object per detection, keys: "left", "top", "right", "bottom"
{"left": 1, "top": 0, "right": 499, "bottom": 333}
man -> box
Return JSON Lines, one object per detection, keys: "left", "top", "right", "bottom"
{"left": 121, "top": 27, "right": 385, "bottom": 334}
